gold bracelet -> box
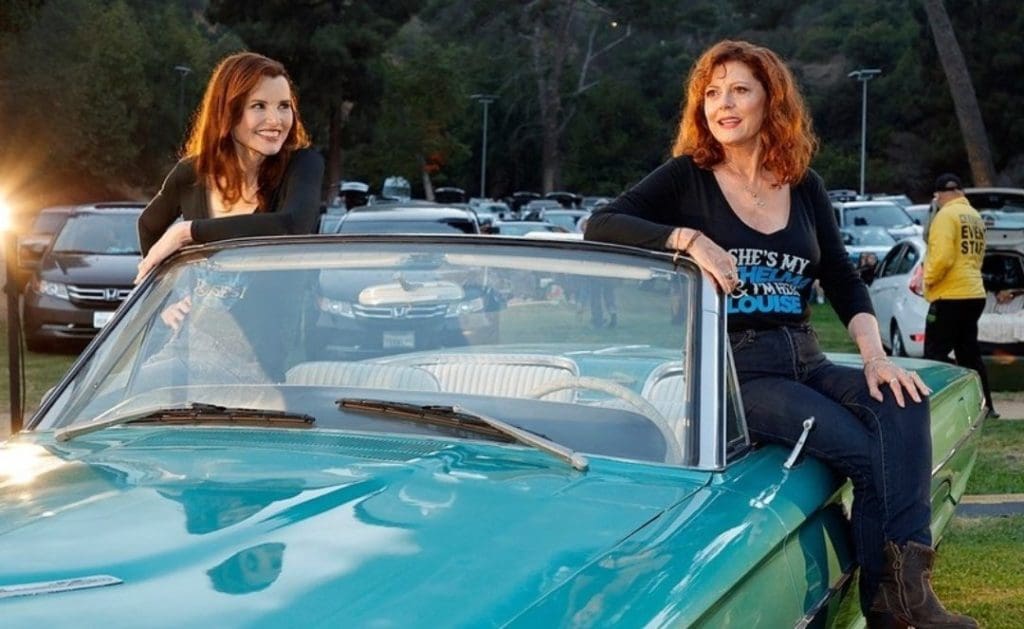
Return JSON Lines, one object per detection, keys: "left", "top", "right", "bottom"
{"left": 681, "top": 229, "right": 702, "bottom": 253}
{"left": 863, "top": 355, "right": 889, "bottom": 369}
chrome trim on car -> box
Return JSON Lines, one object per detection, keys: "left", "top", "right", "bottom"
{"left": 0, "top": 575, "right": 123, "bottom": 599}
{"left": 697, "top": 278, "right": 726, "bottom": 470}
{"left": 68, "top": 285, "right": 132, "bottom": 304}
{"left": 793, "top": 569, "right": 854, "bottom": 629}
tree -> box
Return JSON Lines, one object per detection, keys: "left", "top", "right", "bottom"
{"left": 921, "top": 0, "right": 995, "bottom": 185}
{"left": 515, "top": 1, "right": 632, "bottom": 192}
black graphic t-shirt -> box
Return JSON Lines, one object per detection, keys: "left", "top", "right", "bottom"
{"left": 585, "top": 156, "right": 872, "bottom": 332}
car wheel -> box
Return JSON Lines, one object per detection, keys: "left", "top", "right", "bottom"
{"left": 891, "top": 322, "right": 907, "bottom": 357}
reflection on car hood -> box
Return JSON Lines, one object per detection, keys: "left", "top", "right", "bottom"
{"left": 40, "top": 253, "right": 141, "bottom": 285}
{"left": 0, "top": 430, "right": 706, "bottom": 626}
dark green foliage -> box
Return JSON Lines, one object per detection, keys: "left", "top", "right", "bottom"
{"left": 1, "top": 0, "right": 1020, "bottom": 211}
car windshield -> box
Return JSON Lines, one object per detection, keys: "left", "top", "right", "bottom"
{"left": 967, "top": 192, "right": 1024, "bottom": 214}
{"left": 52, "top": 212, "right": 141, "bottom": 254}
{"left": 844, "top": 203, "right": 913, "bottom": 228}
{"left": 35, "top": 239, "right": 698, "bottom": 466}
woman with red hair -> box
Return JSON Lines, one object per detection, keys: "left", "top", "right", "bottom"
{"left": 136, "top": 51, "right": 323, "bottom": 286}
{"left": 586, "top": 40, "right": 975, "bottom": 628}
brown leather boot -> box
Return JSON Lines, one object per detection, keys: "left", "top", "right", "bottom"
{"left": 870, "top": 541, "right": 978, "bottom": 628}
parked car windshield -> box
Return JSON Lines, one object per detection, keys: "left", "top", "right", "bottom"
{"left": 35, "top": 239, "right": 698, "bottom": 466}
{"left": 51, "top": 212, "right": 142, "bottom": 255}
{"left": 843, "top": 202, "right": 914, "bottom": 228}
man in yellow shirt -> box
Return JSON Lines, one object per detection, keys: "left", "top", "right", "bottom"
{"left": 922, "top": 173, "right": 997, "bottom": 417}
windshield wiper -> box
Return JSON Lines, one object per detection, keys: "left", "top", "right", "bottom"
{"left": 338, "top": 398, "right": 589, "bottom": 472}
{"left": 55, "top": 403, "right": 315, "bottom": 442}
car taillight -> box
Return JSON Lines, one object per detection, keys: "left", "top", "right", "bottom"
{"left": 909, "top": 265, "right": 923, "bottom": 297}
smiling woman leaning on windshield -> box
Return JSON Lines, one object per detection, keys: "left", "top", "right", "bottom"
{"left": 585, "top": 40, "right": 975, "bottom": 629}
{"left": 135, "top": 51, "right": 323, "bottom": 292}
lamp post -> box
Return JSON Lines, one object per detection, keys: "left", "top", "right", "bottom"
{"left": 848, "top": 68, "right": 882, "bottom": 196}
{"left": 470, "top": 94, "right": 497, "bottom": 198}
{"left": 174, "top": 65, "right": 193, "bottom": 133}
{"left": 0, "top": 195, "right": 23, "bottom": 432}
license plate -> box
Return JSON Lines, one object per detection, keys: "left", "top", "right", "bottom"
{"left": 383, "top": 331, "right": 415, "bottom": 349}
{"left": 93, "top": 311, "right": 114, "bottom": 328}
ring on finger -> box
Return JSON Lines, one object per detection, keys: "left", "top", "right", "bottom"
{"left": 888, "top": 378, "right": 898, "bottom": 385}
{"left": 724, "top": 271, "right": 735, "bottom": 279}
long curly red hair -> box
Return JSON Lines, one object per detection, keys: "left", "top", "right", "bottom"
{"left": 671, "top": 40, "right": 817, "bottom": 185}
{"left": 184, "top": 52, "right": 310, "bottom": 210}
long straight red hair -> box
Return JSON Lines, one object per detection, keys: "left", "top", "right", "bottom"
{"left": 184, "top": 52, "right": 310, "bottom": 210}
{"left": 672, "top": 40, "right": 817, "bottom": 185}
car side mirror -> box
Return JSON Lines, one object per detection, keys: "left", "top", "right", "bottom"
{"left": 17, "top": 239, "right": 47, "bottom": 270}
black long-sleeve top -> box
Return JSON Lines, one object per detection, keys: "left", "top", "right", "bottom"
{"left": 138, "top": 148, "right": 324, "bottom": 255}
{"left": 585, "top": 156, "right": 872, "bottom": 332}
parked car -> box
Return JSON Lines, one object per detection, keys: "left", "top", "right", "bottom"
{"left": 964, "top": 187, "right": 1024, "bottom": 228}
{"left": 22, "top": 203, "right": 144, "bottom": 351}
{"left": 468, "top": 199, "right": 514, "bottom": 223}
{"left": 905, "top": 202, "right": 932, "bottom": 227}
{"left": 434, "top": 187, "right": 467, "bottom": 204}
{"left": 2, "top": 233, "right": 985, "bottom": 627}
{"left": 581, "top": 195, "right": 613, "bottom": 211}
{"left": 542, "top": 209, "right": 590, "bottom": 233}
{"left": 867, "top": 237, "right": 928, "bottom": 357}
{"left": 489, "top": 220, "right": 567, "bottom": 236}
{"left": 832, "top": 200, "right": 922, "bottom": 240}
{"left": 520, "top": 199, "right": 564, "bottom": 222}
{"left": 840, "top": 225, "right": 897, "bottom": 269}
{"left": 867, "top": 229, "right": 1024, "bottom": 358}
{"left": 543, "top": 191, "right": 582, "bottom": 208}
{"left": 319, "top": 203, "right": 480, "bottom": 235}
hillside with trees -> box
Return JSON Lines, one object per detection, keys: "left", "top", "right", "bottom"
{"left": 1, "top": 0, "right": 1021, "bottom": 214}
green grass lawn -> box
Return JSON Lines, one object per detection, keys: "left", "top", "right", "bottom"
{"left": 0, "top": 320, "right": 77, "bottom": 418}
{"left": 933, "top": 515, "right": 1024, "bottom": 627}
{"left": 967, "top": 420, "right": 1024, "bottom": 494}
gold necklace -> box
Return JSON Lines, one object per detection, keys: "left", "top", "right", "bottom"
{"left": 723, "top": 164, "right": 767, "bottom": 208}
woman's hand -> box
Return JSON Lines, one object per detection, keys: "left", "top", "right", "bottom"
{"left": 863, "top": 356, "right": 930, "bottom": 407}
{"left": 160, "top": 296, "right": 191, "bottom": 332}
{"left": 669, "top": 228, "right": 739, "bottom": 294}
{"left": 135, "top": 221, "right": 193, "bottom": 284}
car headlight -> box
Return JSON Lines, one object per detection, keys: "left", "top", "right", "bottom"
{"left": 447, "top": 297, "right": 484, "bottom": 316}
{"left": 317, "top": 295, "right": 354, "bottom": 318}
{"left": 34, "top": 279, "right": 70, "bottom": 300}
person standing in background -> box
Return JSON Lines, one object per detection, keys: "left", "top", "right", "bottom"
{"left": 923, "top": 173, "right": 997, "bottom": 418}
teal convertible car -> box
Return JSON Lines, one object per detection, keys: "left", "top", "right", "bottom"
{"left": 0, "top": 236, "right": 985, "bottom": 627}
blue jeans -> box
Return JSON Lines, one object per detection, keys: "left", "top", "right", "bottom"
{"left": 730, "top": 324, "right": 932, "bottom": 612}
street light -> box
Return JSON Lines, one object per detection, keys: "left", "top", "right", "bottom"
{"left": 848, "top": 68, "right": 882, "bottom": 196}
{"left": 174, "top": 65, "right": 193, "bottom": 133}
{"left": 470, "top": 94, "right": 497, "bottom": 198}
{"left": 0, "top": 194, "right": 23, "bottom": 432}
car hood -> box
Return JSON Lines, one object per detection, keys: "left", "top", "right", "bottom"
{"left": 39, "top": 252, "right": 140, "bottom": 285}
{"left": 0, "top": 429, "right": 707, "bottom": 626}
{"left": 886, "top": 224, "right": 923, "bottom": 239}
